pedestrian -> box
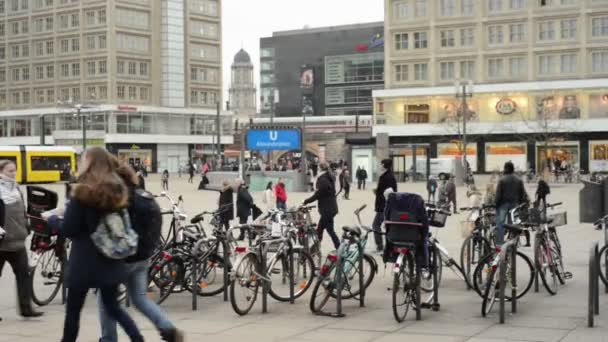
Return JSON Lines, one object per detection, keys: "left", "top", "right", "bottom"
{"left": 262, "top": 181, "right": 275, "bottom": 211}
{"left": 356, "top": 167, "right": 362, "bottom": 190}
{"left": 426, "top": 176, "right": 438, "bottom": 203}
{"left": 342, "top": 170, "right": 351, "bottom": 200}
{"left": 446, "top": 175, "right": 458, "bottom": 214}
{"left": 202, "top": 162, "right": 209, "bottom": 174}
{"left": 303, "top": 162, "right": 340, "bottom": 249}
{"left": 135, "top": 167, "right": 145, "bottom": 190}
{"left": 275, "top": 178, "right": 287, "bottom": 210}
{"left": 48, "top": 147, "right": 143, "bottom": 342}
{"left": 495, "top": 161, "right": 529, "bottom": 246}
{"left": 236, "top": 179, "right": 254, "bottom": 240}
{"left": 188, "top": 162, "right": 195, "bottom": 183}
{"left": 218, "top": 180, "right": 234, "bottom": 231}
{"left": 98, "top": 163, "right": 183, "bottom": 342}
{"left": 371, "top": 159, "right": 397, "bottom": 254}
{"left": 161, "top": 169, "right": 169, "bottom": 191}
{"left": 0, "top": 159, "right": 43, "bottom": 320}
{"left": 535, "top": 178, "right": 551, "bottom": 209}
{"left": 360, "top": 167, "right": 368, "bottom": 190}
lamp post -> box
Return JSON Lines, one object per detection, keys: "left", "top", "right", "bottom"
{"left": 454, "top": 80, "right": 473, "bottom": 181}
{"left": 57, "top": 100, "right": 95, "bottom": 153}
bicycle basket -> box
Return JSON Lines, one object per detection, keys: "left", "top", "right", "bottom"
{"left": 429, "top": 210, "right": 448, "bottom": 228}
{"left": 548, "top": 211, "right": 567, "bottom": 227}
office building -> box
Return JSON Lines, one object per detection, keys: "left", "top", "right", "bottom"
{"left": 374, "top": 0, "right": 608, "bottom": 174}
{"left": 0, "top": 0, "right": 230, "bottom": 172}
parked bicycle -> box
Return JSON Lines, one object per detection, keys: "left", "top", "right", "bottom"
{"left": 460, "top": 205, "right": 496, "bottom": 288}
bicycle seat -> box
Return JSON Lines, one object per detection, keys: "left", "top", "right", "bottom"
{"left": 190, "top": 215, "right": 204, "bottom": 224}
{"left": 342, "top": 225, "right": 361, "bottom": 237}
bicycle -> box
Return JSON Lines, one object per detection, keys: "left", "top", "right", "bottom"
{"left": 230, "top": 212, "right": 316, "bottom": 316}
{"left": 460, "top": 205, "right": 496, "bottom": 288}
{"left": 471, "top": 203, "right": 535, "bottom": 300}
{"left": 595, "top": 214, "right": 608, "bottom": 287}
{"left": 282, "top": 205, "right": 322, "bottom": 268}
{"left": 309, "top": 205, "right": 377, "bottom": 315}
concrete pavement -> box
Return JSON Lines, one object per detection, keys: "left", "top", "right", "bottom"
{"left": 1, "top": 175, "right": 608, "bottom": 341}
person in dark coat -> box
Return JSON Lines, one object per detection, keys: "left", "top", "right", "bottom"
{"left": 445, "top": 175, "right": 457, "bottom": 213}
{"left": 426, "top": 176, "right": 438, "bottom": 203}
{"left": 495, "top": 161, "right": 529, "bottom": 246}
{"left": 303, "top": 162, "right": 340, "bottom": 249}
{"left": 48, "top": 147, "right": 143, "bottom": 342}
{"left": 371, "top": 159, "right": 397, "bottom": 253}
{"left": 535, "top": 178, "right": 551, "bottom": 208}
{"left": 236, "top": 179, "right": 255, "bottom": 240}
{"left": 218, "top": 181, "right": 234, "bottom": 231}
{"left": 0, "top": 159, "right": 43, "bottom": 320}
{"left": 188, "top": 162, "right": 195, "bottom": 183}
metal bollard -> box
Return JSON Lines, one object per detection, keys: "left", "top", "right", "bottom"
{"left": 511, "top": 245, "right": 517, "bottom": 314}
{"left": 261, "top": 243, "right": 268, "bottom": 314}
{"left": 432, "top": 246, "right": 439, "bottom": 310}
{"left": 499, "top": 252, "right": 507, "bottom": 324}
{"left": 223, "top": 239, "right": 230, "bottom": 302}
{"left": 289, "top": 245, "right": 295, "bottom": 305}
{"left": 595, "top": 243, "right": 600, "bottom": 316}
{"left": 589, "top": 242, "right": 598, "bottom": 327}
{"left": 335, "top": 254, "right": 343, "bottom": 317}
{"left": 359, "top": 247, "right": 365, "bottom": 308}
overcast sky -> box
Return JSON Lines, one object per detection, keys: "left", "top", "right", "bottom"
{"left": 221, "top": 0, "right": 384, "bottom": 106}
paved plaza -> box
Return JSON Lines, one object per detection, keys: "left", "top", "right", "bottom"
{"left": 1, "top": 175, "right": 608, "bottom": 341}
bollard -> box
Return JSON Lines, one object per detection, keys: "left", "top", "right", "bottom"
{"left": 466, "top": 241, "right": 472, "bottom": 289}
{"left": 589, "top": 242, "right": 598, "bottom": 327}
{"left": 595, "top": 243, "right": 600, "bottom": 316}
{"left": 511, "top": 245, "right": 517, "bottom": 314}
{"left": 499, "top": 250, "right": 507, "bottom": 324}
{"left": 432, "top": 246, "right": 439, "bottom": 310}
{"left": 261, "top": 242, "right": 268, "bottom": 314}
{"left": 223, "top": 239, "right": 230, "bottom": 302}
{"left": 191, "top": 251, "right": 198, "bottom": 311}
{"left": 359, "top": 246, "right": 365, "bottom": 308}
{"left": 289, "top": 245, "right": 295, "bottom": 305}
{"left": 335, "top": 254, "right": 343, "bottom": 317}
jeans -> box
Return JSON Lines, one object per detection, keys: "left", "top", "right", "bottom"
{"left": 0, "top": 248, "right": 34, "bottom": 313}
{"left": 495, "top": 202, "right": 516, "bottom": 246}
{"left": 372, "top": 211, "right": 385, "bottom": 251}
{"left": 317, "top": 215, "right": 340, "bottom": 249}
{"left": 99, "top": 260, "right": 173, "bottom": 342}
{"left": 276, "top": 201, "right": 286, "bottom": 210}
{"left": 161, "top": 180, "right": 168, "bottom": 191}
{"left": 428, "top": 191, "right": 436, "bottom": 203}
{"left": 63, "top": 286, "right": 143, "bottom": 342}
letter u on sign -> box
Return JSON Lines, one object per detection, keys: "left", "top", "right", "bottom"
{"left": 269, "top": 131, "right": 278, "bottom": 141}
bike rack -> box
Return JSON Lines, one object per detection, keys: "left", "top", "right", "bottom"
{"left": 422, "top": 246, "right": 441, "bottom": 311}
{"left": 330, "top": 245, "right": 366, "bottom": 318}
{"left": 191, "top": 238, "right": 206, "bottom": 311}
{"left": 588, "top": 241, "right": 600, "bottom": 327}
{"left": 223, "top": 238, "right": 230, "bottom": 302}
{"left": 498, "top": 239, "right": 518, "bottom": 324}
{"left": 260, "top": 239, "right": 296, "bottom": 314}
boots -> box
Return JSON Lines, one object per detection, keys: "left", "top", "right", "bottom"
{"left": 20, "top": 306, "right": 43, "bottom": 318}
{"left": 160, "top": 328, "right": 184, "bottom": 342}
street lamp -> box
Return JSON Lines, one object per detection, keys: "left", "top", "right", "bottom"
{"left": 57, "top": 98, "right": 96, "bottom": 152}
{"left": 454, "top": 80, "right": 474, "bottom": 180}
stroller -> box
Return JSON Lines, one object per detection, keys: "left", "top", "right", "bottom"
{"left": 383, "top": 192, "right": 429, "bottom": 266}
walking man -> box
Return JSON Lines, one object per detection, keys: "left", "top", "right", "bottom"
{"left": 371, "top": 159, "right": 397, "bottom": 254}
{"left": 303, "top": 162, "right": 340, "bottom": 249}
{"left": 495, "top": 161, "right": 528, "bottom": 246}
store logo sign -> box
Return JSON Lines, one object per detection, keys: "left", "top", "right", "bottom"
{"left": 355, "top": 33, "right": 384, "bottom": 52}
{"left": 247, "top": 129, "right": 301, "bottom": 151}
{"left": 496, "top": 98, "right": 517, "bottom": 115}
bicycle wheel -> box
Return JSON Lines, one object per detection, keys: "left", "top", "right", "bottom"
{"left": 535, "top": 238, "right": 558, "bottom": 295}
{"left": 229, "top": 253, "right": 259, "bottom": 316}
{"left": 549, "top": 231, "right": 566, "bottom": 285}
{"left": 598, "top": 245, "right": 608, "bottom": 287}
{"left": 421, "top": 247, "right": 442, "bottom": 293}
{"left": 31, "top": 248, "right": 64, "bottom": 306}
{"left": 472, "top": 253, "right": 495, "bottom": 297}
{"left": 337, "top": 253, "right": 376, "bottom": 299}
{"left": 187, "top": 253, "right": 228, "bottom": 297}
{"left": 392, "top": 252, "right": 416, "bottom": 323}
{"left": 309, "top": 265, "right": 337, "bottom": 314}
{"left": 460, "top": 235, "right": 491, "bottom": 287}
{"left": 148, "top": 258, "right": 184, "bottom": 304}
{"left": 269, "top": 250, "right": 316, "bottom": 302}
{"left": 481, "top": 265, "right": 499, "bottom": 317}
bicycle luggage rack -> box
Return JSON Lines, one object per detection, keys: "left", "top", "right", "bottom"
{"left": 497, "top": 239, "right": 518, "bottom": 324}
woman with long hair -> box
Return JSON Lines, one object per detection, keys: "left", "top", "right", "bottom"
{"left": 54, "top": 147, "right": 143, "bottom": 342}
{"left": 0, "top": 159, "right": 43, "bottom": 320}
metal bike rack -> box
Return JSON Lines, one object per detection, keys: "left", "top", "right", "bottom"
{"left": 260, "top": 239, "right": 296, "bottom": 314}
{"left": 223, "top": 238, "right": 230, "bottom": 302}
{"left": 588, "top": 241, "right": 600, "bottom": 327}
{"left": 498, "top": 240, "right": 517, "bottom": 324}
{"left": 331, "top": 246, "right": 365, "bottom": 318}
{"left": 191, "top": 238, "right": 206, "bottom": 311}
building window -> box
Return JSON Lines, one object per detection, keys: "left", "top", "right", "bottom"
{"left": 98, "top": 60, "right": 106, "bottom": 74}
{"left": 414, "top": 32, "right": 428, "bottom": 48}
{"left": 440, "top": 0, "right": 455, "bottom": 16}
{"left": 395, "top": 64, "right": 408, "bottom": 82}
{"left": 71, "top": 13, "right": 79, "bottom": 27}
{"left": 489, "top": 0, "right": 503, "bottom": 12}
{"left": 35, "top": 65, "right": 44, "bottom": 79}
{"left": 460, "top": 61, "right": 475, "bottom": 79}
{"left": 13, "top": 68, "right": 21, "bottom": 81}
{"left": 560, "top": 54, "right": 577, "bottom": 73}
{"left": 99, "top": 35, "right": 106, "bottom": 49}
{"left": 87, "top": 61, "right": 95, "bottom": 75}
{"left": 86, "top": 86, "right": 95, "bottom": 99}
{"left": 72, "top": 88, "right": 80, "bottom": 102}
{"left": 46, "top": 89, "right": 54, "bottom": 104}
{"left": 128, "top": 61, "right": 136, "bottom": 75}
{"left": 0, "top": 22, "right": 4, "bottom": 36}
{"left": 86, "top": 36, "right": 95, "bottom": 50}
{"left": 60, "top": 64, "right": 69, "bottom": 77}
{"left": 488, "top": 58, "right": 505, "bottom": 78}
{"left": 415, "top": 0, "right": 427, "bottom": 16}
{"left": 128, "top": 86, "right": 136, "bottom": 100}
{"left": 140, "top": 87, "right": 148, "bottom": 100}
{"left": 190, "top": 67, "right": 197, "bottom": 81}
{"left": 440, "top": 61, "right": 455, "bottom": 80}
{"left": 440, "top": 30, "right": 455, "bottom": 47}
{"left": 99, "top": 86, "right": 107, "bottom": 99}
{"left": 510, "top": 57, "right": 526, "bottom": 77}
{"left": 592, "top": 51, "right": 608, "bottom": 73}
{"left": 0, "top": 68, "right": 4, "bottom": 82}
{"left": 117, "top": 61, "right": 124, "bottom": 74}
{"left": 98, "top": 10, "right": 106, "bottom": 24}
{"left": 60, "top": 39, "right": 69, "bottom": 53}
{"left": 46, "top": 41, "right": 53, "bottom": 55}
{"left": 404, "top": 104, "right": 430, "bottom": 123}
{"left": 593, "top": 17, "right": 608, "bottom": 37}
{"left": 86, "top": 11, "right": 95, "bottom": 26}
{"left": 71, "top": 38, "right": 79, "bottom": 52}
{"left": 72, "top": 63, "right": 79, "bottom": 77}
{"left": 461, "top": 28, "right": 475, "bottom": 46}
{"left": 509, "top": 23, "right": 526, "bottom": 43}
{"left": 117, "top": 86, "right": 125, "bottom": 99}
{"left": 0, "top": 47, "right": 5, "bottom": 60}
{"left": 461, "top": 0, "right": 474, "bottom": 16}
{"left": 261, "top": 61, "right": 274, "bottom": 71}
{"left": 510, "top": 0, "right": 525, "bottom": 9}
{"left": 414, "top": 63, "right": 428, "bottom": 80}
{"left": 260, "top": 48, "right": 274, "bottom": 58}
{"left": 46, "top": 65, "right": 53, "bottom": 78}
{"left": 395, "top": 2, "right": 408, "bottom": 19}
{"left": 488, "top": 25, "right": 504, "bottom": 44}
{"left": 539, "top": 21, "right": 555, "bottom": 41}
{"left": 395, "top": 33, "right": 408, "bottom": 50}
{"left": 560, "top": 19, "right": 576, "bottom": 39}
{"left": 139, "top": 62, "right": 147, "bottom": 76}
{"left": 539, "top": 55, "right": 556, "bottom": 75}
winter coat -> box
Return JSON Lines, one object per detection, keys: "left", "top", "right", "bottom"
{"left": 236, "top": 186, "right": 254, "bottom": 220}
{"left": 304, "top": 172, "right": 338, "bottom": 217}
{"left": 495, "top": 173, "right": 528, "bottom": 207}
{"left": 375, "top": 170, "right": 398, "bottom": 212}
{"left": 218, "top": 188, "right": 234, "bottom": 222}
{"left": 0, "top": 178, "right": 28, "bottom": 252}
{"left": 275, "top": 183, "right": 287, "bottom": 203}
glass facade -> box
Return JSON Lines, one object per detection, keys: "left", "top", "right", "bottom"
{"left": 325, "top": 52, "right": 384, "bottom": 84}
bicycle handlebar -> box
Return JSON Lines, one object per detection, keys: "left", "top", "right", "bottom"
{"left": 593, "top": 214, "right": 608, "bottom": 226}
{"left": 546, "top": 202, "right": 562, "bottom": 209}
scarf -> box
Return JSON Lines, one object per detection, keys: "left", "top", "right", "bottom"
{"left": 0, "top": 175, "right": 21, "bottom": 205}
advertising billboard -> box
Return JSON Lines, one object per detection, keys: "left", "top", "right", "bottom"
{"left": 247, "top": 129, "right": 301, "bottom": 151}
{"left": 300, "top": 65, "right": 314, "bottom": 90}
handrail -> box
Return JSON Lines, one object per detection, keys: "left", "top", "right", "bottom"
{"left": 498, "top": 239, "right": 518, "bottom": 324}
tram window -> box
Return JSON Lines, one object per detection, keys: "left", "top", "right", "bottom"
{"left": 30, "top": 156, "right": 72, "bottom": 171}
{"left": 0, "top": 156, "right": 16, "bottom": 164}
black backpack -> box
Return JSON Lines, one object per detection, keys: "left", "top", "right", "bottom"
{"left": 126, "top": 189, "right": 162, "bottom": 262}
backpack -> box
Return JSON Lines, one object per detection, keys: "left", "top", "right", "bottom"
{"left": 91, "top": 209, "right": 139, "bottom": 260}
{"left": 127, "top": 189, "right": 162, "bottom": 262}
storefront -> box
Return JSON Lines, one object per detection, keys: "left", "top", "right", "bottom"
{"left": 485, "top": 142, "right": 527, "bottom": 172}
{"left": 590, "top": 140, "right": 608, "bottom": 172}
{"left": 106, "top": 143, "right": 157, "bottom": 173}
{"left": 536, "top": 142, "right": 580, "bottom": 173}
{"left": 437, "top": 143, "right": 477, "bottom": 172}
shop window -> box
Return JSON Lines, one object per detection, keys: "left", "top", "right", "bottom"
{"left": 404, "top": 104, "right": 430, "bottom": 123}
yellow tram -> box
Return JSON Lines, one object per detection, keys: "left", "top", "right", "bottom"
{"left": 0, "top": 146, "right": 76, "bottom": 183}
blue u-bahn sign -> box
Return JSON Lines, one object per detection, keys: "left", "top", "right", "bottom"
{"left": 247, "top": 129, "right": 301, "bottom": 151}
